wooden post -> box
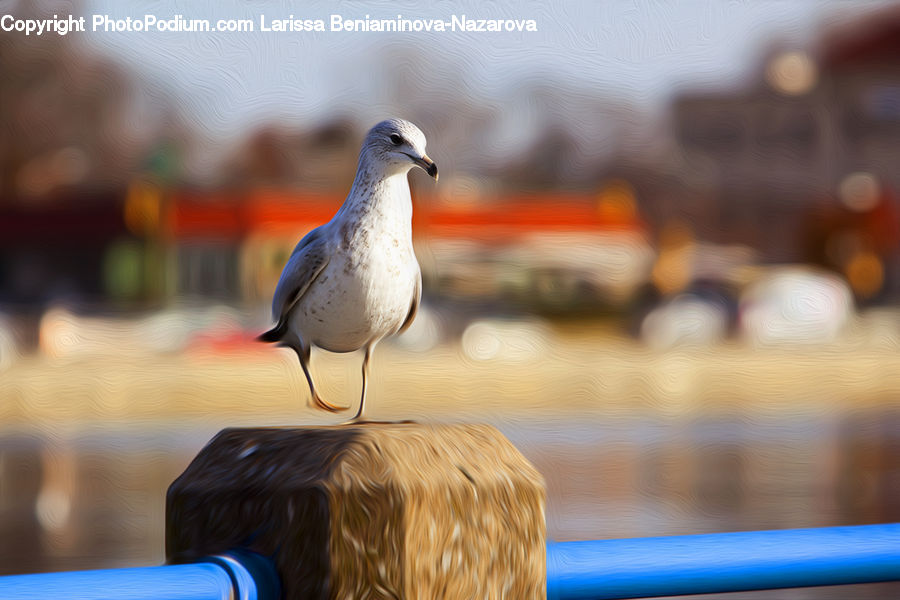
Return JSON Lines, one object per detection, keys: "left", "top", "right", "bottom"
{"left": 166, "top": 424, "right": 546, "bottom": 599}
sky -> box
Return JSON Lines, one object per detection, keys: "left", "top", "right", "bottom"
{"left": 68, "top": 0, "right": 893, "bottom": 145}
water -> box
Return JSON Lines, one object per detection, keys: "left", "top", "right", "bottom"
{"left": 1, "top": 413, "right": 898, "bottom": 598}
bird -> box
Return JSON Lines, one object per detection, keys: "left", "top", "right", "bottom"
{"left": 258, "top": 118, "right": 437, "bottom": 422}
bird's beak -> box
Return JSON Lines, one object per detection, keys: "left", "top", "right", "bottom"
{"left": 416, "top": 154, "right": 439, "bottom": 181}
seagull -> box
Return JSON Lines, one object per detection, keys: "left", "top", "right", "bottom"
{"left": 258, "top": 118, "right": 438, "bottom": 422}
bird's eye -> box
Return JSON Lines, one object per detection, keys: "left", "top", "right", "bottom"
{"left": 389, "top": 133, "right": 403, "bottom": 146}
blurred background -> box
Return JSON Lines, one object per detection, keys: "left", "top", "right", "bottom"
{"left": 2, "top": 0, "right": 900, "bottom": 596}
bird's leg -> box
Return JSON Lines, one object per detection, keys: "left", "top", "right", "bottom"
{"left": 351, "top": 343, "right": 375, "bottom": 422}
{"left": 292, "top": 344, "right": 347, "bottom": 413}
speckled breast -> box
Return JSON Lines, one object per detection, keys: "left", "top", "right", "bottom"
{"left": 290, "top": 233, "right": 419, "bottom": 352}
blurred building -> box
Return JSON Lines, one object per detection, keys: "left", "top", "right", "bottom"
{"left": 164, "top": 185, "right": 652, "bottom": 314}
{"left": 0, "top": 195, "right": 131, "bottom": 310}
{"left": 0, "top": 16, "right": 191, "bottom": 316}
{"left": 5, "top": 4, "right": 900, "bottom": 324}
{"left": 669, "top": 6, "right": 900, "bottom": 301}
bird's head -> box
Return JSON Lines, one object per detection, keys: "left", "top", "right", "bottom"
{"left": 362, "top": 118, "right": 438, "bottom": 181}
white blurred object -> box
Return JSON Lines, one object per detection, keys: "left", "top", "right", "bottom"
{"left": 394, "top": 303, "right": 442, "bottom": 352}
{"left": 39, "top": 305, "right": 244, "bottom": 357}
{"left": 461, "top": 318, "right": 552, "bottom": 362}
{"left": 513, "top": 232, "right": 656, "bottom": 304}
{"left": 35, "top": 488, "right": 72, "bottom": 531}
{"left": 0, "top": 314, "right": 20, "bottom": 371}
{"left": 641, "top": 295, "right": 730, "bottom": 350}
{"left": 739, "top": 267, "right": 854, "bottom": 345}
{"left": 839, "top": 172, "right": 881, "bottom": 213}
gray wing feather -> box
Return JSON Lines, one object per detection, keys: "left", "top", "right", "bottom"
{"left": 397, "top": 267, "right": 422, "bottom": 335}
{"left": 271, "top": 227, "right": 332, "bottom": 324}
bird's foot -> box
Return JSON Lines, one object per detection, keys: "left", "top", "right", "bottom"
{"left": 312, "top": 394, "right": 349, "bottom": 413}
{"left": 340, "top": 418, "right": 418, "bottom": 425}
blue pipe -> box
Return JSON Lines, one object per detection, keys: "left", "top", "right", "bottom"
{"left": 0, "top": 551, "right": 279, "bottom": 600}
{"left": 547, "top": 523, "right": 900, "bottom": 599}
{"left": 2, "top": 525, "right": 898, "bottom": 599}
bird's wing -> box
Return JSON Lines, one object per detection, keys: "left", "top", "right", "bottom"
{"left": 270, "top": 227, "right": 332, "bottom": 327}
{"left": 397, "top": 267, "right": 422, "bottom": 335}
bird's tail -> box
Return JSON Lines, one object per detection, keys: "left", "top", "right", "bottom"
{"left": 257, "top": 320, "right": 287, "bottom": 343}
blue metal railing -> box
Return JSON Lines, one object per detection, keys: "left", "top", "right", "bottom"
{"left": 547, "top": 523, "right": 900, "bottom": 599}
{"left": 0, "top": 550, "right": 279, "bottom": 600}
{"left": 1, "top": 524, "right": 898, "bottom": 599}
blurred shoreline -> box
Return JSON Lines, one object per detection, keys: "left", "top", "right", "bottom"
{"left": 3, "top": 316, "right": 899, "bottom": 428}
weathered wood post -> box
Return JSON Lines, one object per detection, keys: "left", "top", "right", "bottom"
{"left": 166, "top": 424, "right": 546, "bottom": 599}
